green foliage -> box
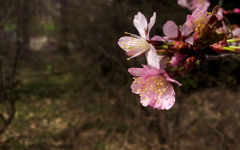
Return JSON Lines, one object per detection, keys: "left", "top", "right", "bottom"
{"left": 4, "top": 24, "right": 17, "bottom": 31}
{"left": 30, "top": 22, "right": 56, "bottom": 36}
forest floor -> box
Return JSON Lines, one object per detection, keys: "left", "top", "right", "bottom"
{"left": 0, "top": 48, "right": 133, "bottom": 150}
{"left": 0, "top": 38, "right": 240, "bottom": 150}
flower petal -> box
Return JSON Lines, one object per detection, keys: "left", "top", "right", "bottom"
{"left": 163, "top": 21, "right": 179, "bottom": 38}
{"left": 170, "top": 52, "right": 188, "bottom": 68}
{"left": 118, "top": 36, "right": 131, "bottom": 51}
{"left": 145, "top": 45, "right": 166, "bottom": 69}
{"left": 191, "top": 5, "right": 208, "bottom": 19}
{"left": 151, "top": 35, "right": 166, "bottom": 41}
{"left": 146, "top": 12, "right": 156, "bottom": 40}
{"left": 154, "top": 84, "right": 175, "bottom": 110}
{"left": 128, "top": 68, "right": 145, "bottom": 76}
{"left": 178, "top": 0, "right": 191, "bottom": 9}
{"left": 143, "top": 67, "right": 165, "bottom": 77}
{"left": 181, "top": 23, "right": 192, "bottom": 38}
{"left": 232, "top": 28, "right": 240, "bottom": 37}
{"left": 190, "top": 0, "right": 210, "bottom": 10}
{"left": 164, "top": 73, "right": 182, "bottom": 86}
{"left": 130, "top": 78, "right": 142, "bottom": 94}
{"left": 133, "top": 12, "right": 148, "bottom": 38}
{"left": 118, "top": 36, "right": 150, "bottom": 58}
{"left": 140, "top": 95, "right": 150, "bottom": 107}
{"left": 184, "top": 36, "right": 194, "bottom": 45}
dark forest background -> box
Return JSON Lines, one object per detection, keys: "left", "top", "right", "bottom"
{"left": 0, "top": 0, "right": 240, "bottom": 149}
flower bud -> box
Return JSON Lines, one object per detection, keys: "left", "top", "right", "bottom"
{"left": 208, "top": 41, "right": 230, "bottom": 54}
{"left": 184, "top": 56, "right": 198, "bottom": 72}
{"left": 171, "top": 41, "right": 193, "bottom": 53}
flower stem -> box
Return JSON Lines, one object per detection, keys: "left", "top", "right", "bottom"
{"left": 164, "top": 42, "right": 174, "bottom": 46}
{"left": 169, "top": 66, "right": 184, "bottom": 72}
{"left": 223, "top": 47, "right": 235, "bottom": 52}
{"left": 156, "top": 45, "right": 169, "bottom": 49}
{"left": 156, "top": 52, "right": 165, "bottom": 55}
{"left": 229, "top": 46, "right": 240, "bottom": 49}
{"left": 227, "top": 39, "right": 237, "bottom": 43}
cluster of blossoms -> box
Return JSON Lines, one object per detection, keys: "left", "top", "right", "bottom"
{"left": 118, "top": 5, "right": 240, "bottom": 110}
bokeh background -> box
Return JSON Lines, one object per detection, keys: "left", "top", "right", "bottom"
{"left": 0, "top": 0, "right": 240, "bottom": 149}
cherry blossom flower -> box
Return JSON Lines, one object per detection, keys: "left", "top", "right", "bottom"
{"left": 178, "top": 0, "right": 210, "bottom": 11}
{"left": 184, "top": 5, "right": 209, "bottom": 31}
{"left": 128, "top": 65, "right": 182, "bottom": 110}
{"left": 118, "top": 12, "right": 167, "bottom": 69}
{"left": 118, "top": 12, "right": 156, "bottom": 59}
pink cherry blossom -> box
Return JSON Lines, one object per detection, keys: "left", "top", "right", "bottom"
{"left": 178, "top": 0, "right": 210, "bottom": 11}
{"left": 182, "top": 5, "right": 229, "bottom": 49}
{"left": 185, "top": 5, "right": 225, "bottom": 33}
{"left": 118, "top": 12, "right": 156, "bottom": 59}
{"left": 184, "top": 5, "right": 209, "bottom": 31}
{"left": 118, "top": 12, "right": 167, "bottom": 69}
{"left": 128, "top": 65, "right": 181, "bottom": 110}
{"left": 233, "top": 8, "right": 240, "bottom": 15}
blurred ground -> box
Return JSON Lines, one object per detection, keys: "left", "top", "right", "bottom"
{"left": 0, "top": 45, "right": 239, "bottom": 150}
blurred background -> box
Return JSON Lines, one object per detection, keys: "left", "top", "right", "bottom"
{"left": 0, "top": 0, "right": 240, "bottom": 149}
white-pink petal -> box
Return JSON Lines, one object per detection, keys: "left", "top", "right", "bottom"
{"left": 145, "top": 45, "right": 167, "bottom": 69}
{"left": 133, "top": 12, "right": 148, "bottom": 39}
{"left": 118, "top": 36, "right": 150, "bottom": 58}
{"left": 146, "top": 12, "right": 156, "bottom": 40}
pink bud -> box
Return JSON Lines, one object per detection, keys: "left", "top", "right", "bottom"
{"left": 233, "top": 8, "right": 240, "bottom": 15}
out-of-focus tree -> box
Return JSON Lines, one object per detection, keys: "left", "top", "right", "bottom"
{"left": 0, "top": 0, "right": 36, "bottom": 135}
{"left": 57, "top": 0, "right": 70, "bottom": 54}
